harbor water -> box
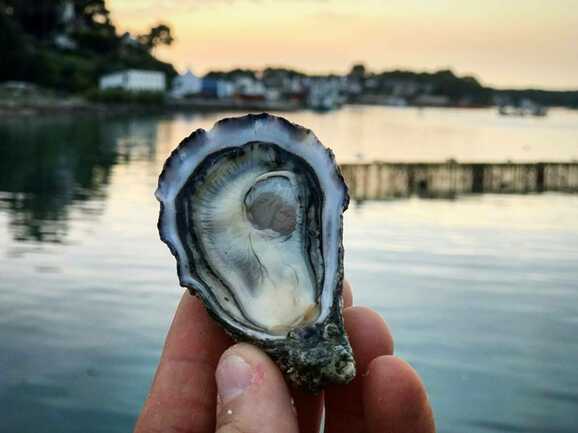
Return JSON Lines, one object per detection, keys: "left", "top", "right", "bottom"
{"left": 1, "top": 106, "right": 577, "bottom": 432}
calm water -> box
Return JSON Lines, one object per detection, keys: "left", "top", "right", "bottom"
{"left": 1, "top": 107, "right": 577, "bottom": 433}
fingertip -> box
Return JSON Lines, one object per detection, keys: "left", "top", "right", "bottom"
{"left": 215, "top": 343, "right": 286, "bottom": 403}
{"left": 363, "top": 356, "right": 435, "bottom": 433}
{"left": 215, "top": 343, "right": 299, "bottom": 433}
{"left": 343, "top": 306, "right": 394, "bottom": 367}
{"left": 218, "top": 342, "right": 261, "bottom": 360}
{"left": 164, "top": 291, "right": 232, "bottom": 361}
{"left": 170, "top": 291, "right": 212, "bottom": 335}
{"left": 366, "top": 356, "right": 427, "bottom": 409}
{"left": 216, "top": 342, "right": 279, "bottom": 383}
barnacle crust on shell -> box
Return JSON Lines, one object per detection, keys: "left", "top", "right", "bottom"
{"left": 156, "top": 113, "right": 355, "bottom": 392}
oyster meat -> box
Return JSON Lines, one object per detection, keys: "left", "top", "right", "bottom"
{"left": 156, "top": 113, "right": 355, "bottom": 392}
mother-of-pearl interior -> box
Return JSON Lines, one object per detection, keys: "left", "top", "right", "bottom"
{"left": 179, "top": 142, "right": 324, "bottom": 334}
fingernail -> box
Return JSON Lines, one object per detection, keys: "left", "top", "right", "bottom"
{"left": 216, "top": 354, "right": 253, "bottom": 404}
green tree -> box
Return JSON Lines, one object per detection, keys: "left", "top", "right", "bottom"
{"left": 70, "top": 0, "right": 118, "bottom": 54}
{"left": 0, "top": 6, "right": 33, "bottom": 81}
{"left": 74, "top": 0, "right": 112, "bottom": 28}
{"left": 5, "top": 0, "right": 63, "bottom": 39}
{"left": 0, "top": 0, "right": 178, "bottom": 92}
{"left": 137, "top": 24, "right": 174, "bottom": 52}
{"left": 349, "top": 63, "right": 366, "bottom": 79}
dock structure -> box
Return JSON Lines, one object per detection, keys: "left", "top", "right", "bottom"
{"left": 339, "top": 162, "right": 578, "bottom": 200}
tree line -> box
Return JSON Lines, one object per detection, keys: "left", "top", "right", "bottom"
{"left": 0, "top": 0, "right": 176, "bottom": 92}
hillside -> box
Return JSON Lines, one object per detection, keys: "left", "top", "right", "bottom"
{"left": 0, "top": 0, "right": 176, "bottom": 93}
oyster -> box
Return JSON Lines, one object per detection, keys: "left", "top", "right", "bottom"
{"left": 156, "top": 113, "right": 355, "bottom": 392}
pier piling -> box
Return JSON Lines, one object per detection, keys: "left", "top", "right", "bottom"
{"left": 338, "top": 162, "right": 578, "bottom": 200}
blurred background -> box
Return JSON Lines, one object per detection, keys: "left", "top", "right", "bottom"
{"left": 1, "top": 1, "right": 577, "bottom": 432}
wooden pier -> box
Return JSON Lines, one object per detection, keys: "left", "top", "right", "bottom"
{"left": 339, "top": 162, "right": 578, "bottom": 200}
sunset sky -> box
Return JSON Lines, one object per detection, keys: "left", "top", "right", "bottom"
{"left": 108, "top": 0, "right": 578, "bottom": 89}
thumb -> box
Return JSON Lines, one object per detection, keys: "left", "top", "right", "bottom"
{"left": 215, "top": 343, "right": 299, "bottom": 433}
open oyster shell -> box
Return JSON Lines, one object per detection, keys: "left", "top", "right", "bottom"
{"left": 156, "top": 113, "right": 355, "bottom": 392}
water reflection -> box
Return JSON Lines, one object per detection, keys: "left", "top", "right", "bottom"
{"left": 2, "top": 107, "right": 578, "bottom": 243}
{"left": 0, "top": 116, "right": 158, "bottom": 242}
{"left": 1, "top": 109, "right": 578, "bottom": 433}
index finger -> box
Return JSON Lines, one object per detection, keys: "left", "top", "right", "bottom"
{"left": 134, "top": 291, "right": 232, "bottom": 433}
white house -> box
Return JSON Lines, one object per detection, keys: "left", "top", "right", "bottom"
{"left": 99, "top": 70, "right": 166, "bottom": 92}
{"left": 307, "top": 77, "right": 342, "bottom": 111}
{"left": 170, "top": 70, "right": 202, "bottom": 98}
{"left": 235, "top": 76, "right": 266, "bottom": 98}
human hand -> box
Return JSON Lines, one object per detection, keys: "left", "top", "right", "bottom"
{"left": 134, "top": 280, "right": 435, "bottom": 433}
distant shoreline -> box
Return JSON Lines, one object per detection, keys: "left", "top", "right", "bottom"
{"left": 0, "top": 97, "right": 576, "bottom": 119}
{"left": 0, "top": 97, "right": 302, "bottom": 119}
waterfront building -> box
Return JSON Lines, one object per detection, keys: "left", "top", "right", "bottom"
{"left": 99, "top": 70, "right": 166, "bottom": 92}
{"left": 170, "top": 70, "right": 203, "bottom": 98}
{"left": 201, "top": 78, "right": 235, "bottom": 99}
{"left": 307, "top": 77, "right": 342, "bottom": 111}
{"left": 265, "top": 88, "right": 281, "bottom": 102}
{"left": 235, "top": 76, "right": 267, "bottom": 99}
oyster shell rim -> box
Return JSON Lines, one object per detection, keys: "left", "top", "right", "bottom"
{"left": 155, "top": 113, "right": 350, "bottom": 342}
